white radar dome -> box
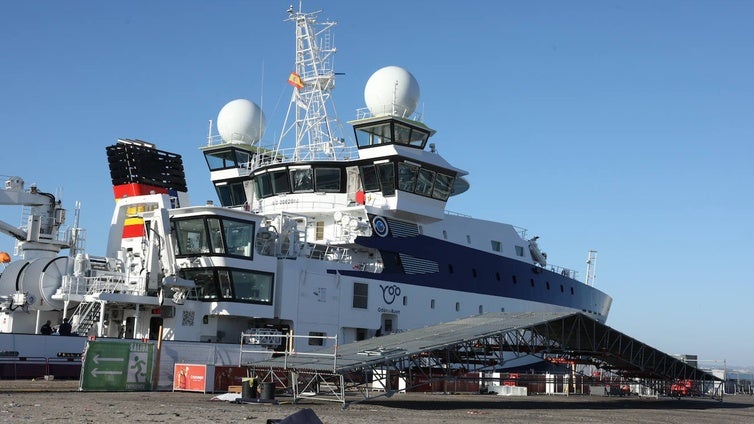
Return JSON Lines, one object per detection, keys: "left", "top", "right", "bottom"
{"left": 364, "top": 66, "right": 420, "bottom": 118}
{"left": 217, "top": 99, "right": 266, "bottom": 144}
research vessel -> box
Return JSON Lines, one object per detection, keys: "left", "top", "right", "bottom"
{"left": 0, "top": 6, "right": 612, "bottom": 369}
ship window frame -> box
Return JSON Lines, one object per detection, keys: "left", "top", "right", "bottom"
{"left": 290, "top": 168, "right": 314, "bottom": 193}
{"left": 415, "top": 168, "right": 435, "bottom": 196}
{"left": 376, "top": 162, "right": 395, "bottom": 196}
{"left": 397, "top": 162, "right": 419, "bottom": 192}
{"left": 178, "top": 267, "right": 273, "bottom": 305}
{"left": 173, "top": 218, "right": 211, "bottom": 256}
{"left": 229, "top": 268, "right": 274, "bottom": 305}
{"left": 271, "top": 170, "right": 291, "bottom": 194}
{"left": 172, "top": 215, "right": 255, "bottom": 259}
{"left": 359, "top": 165, "right": 381, "bottom": 192}
{"left": 432, "top": 173, "right": 454, "bottom": 201}
{"left": 256, "top": 173, "right": 274, "bottom": 198}
{"left": 491, "top": 240, "right": 502, "bottom": 252}
{"left": 308, "top": 332, "right": 325, "bottom": 346}
{"left": 314, "top": 167, "right": 342, "bottom": 192}
{"left": 353, "top": 282, "right": 368, "bottom": 309}
{"left": 215, "top": 180, "right": 247, "bottom": 207}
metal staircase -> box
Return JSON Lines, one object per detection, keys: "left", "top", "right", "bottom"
{"left": 69, "top": 274, "right": 125, "bottom": 336}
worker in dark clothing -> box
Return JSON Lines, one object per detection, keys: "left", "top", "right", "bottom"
{"left": 58, "top": 318, "right": 72, "bottom": 336}
{"left": 40, "top": 320, "right": 53, "bottom": 335}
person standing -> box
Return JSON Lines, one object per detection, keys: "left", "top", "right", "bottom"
{"left": 40, "top": 320, "right": 53, "bottom": 335}
{"left": 58, "top": 318, "right": 72, "bottom": 336}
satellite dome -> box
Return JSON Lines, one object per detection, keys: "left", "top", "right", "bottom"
{"left": 364, "top": 66, "right": 420, "bottom": 118}
{"left": 217, "top": 99, "right": 266, "bottom": 144}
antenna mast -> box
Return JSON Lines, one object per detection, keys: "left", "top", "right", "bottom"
{"left": 278, "top": 5, "right": 346, "bottom": 161}
{"left": 585, "top": 250, "right": 598, "bottom": 287}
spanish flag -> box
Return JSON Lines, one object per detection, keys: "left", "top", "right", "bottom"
{"left": 288, "top": 72, "right": 304, "bottom": 89}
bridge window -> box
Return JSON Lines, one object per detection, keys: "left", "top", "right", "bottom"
{"left": 231, "top": 269, "right": 273, "bottom": 304}
{"left": 376, "top": 163, "right": 395, "bottom": 195}
{"left": 397, "top": 162, "right": 419, "bottom": 192}
{"left": 204, "top": 147, "right": 250, "bottom": 171}
{"left": 216, "top": 180, "right": 247, "bottom": 207}
{"left": 181, "top": 268, "right": 218, "bottom": 300}
{"left": 415, "top": 168, "right": 435, "bottom": 196}
{"left": 173, "top": 216, "right": 254, "bottom": 259}
{"left": 359, "top": 165, "right": 380, "bottom": 192}
{"left": 291, "top": 168, "right": 313, "bottom": 192}
{"left": 271, "top": 170, "right": 290, "bottom": 194}
{"left": 515, "top": 246, "right": 525, "bottom": 257}
{"left": 173, "top": 218, "right": 210, "bottom": 255}
{"left": 223, "top": 219, "right": 254, "bottom": 257}
{"left": 207, "top": 218, "right": 224, "bottom": 254}
{"left": 315, "top": 167, "right": 341, "bottom": 192}
{"left": 432, "top": 173, "right": 454, "bottom": 201}
{"left": 256, "top": 173, "right": 273, "bottom": 198}
{"left": 491, "top": 240, "right": 502, "bottom": 252}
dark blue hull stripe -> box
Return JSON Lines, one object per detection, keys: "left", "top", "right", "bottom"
{"left": 330, "top": 234, "right": 612, "bottom": 316}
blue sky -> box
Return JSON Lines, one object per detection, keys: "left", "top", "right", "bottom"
{"left": 1, "top": 1, "right": 752, "bottom": 368}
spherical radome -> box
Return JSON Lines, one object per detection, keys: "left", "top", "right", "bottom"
{"left": 364, "top": 66, "right": 420, "bottom": 117}
{"left": 217, "top": 99, "right": 266, "bottom": 144}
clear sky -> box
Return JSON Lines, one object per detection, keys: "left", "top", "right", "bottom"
{"left": 1, "top": 1, "right": 752, "bottom": 368}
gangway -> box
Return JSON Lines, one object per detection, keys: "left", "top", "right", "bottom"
{"left": 242, "top": 311, "right": 724, "bottom": 408}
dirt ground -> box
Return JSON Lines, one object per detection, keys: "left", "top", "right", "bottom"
{"left": 2, "top": 379, "right": 754, "bottom": 424}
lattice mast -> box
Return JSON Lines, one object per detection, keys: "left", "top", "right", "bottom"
{"left": 585, "top": 250, "right": 598, "bottom": 287}
{"left": 277, "top": 5, "right": 346, "bottom": 161}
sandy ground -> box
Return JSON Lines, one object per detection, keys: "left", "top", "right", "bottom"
{"left": 2, "top": 380, "right": 754, "bottom": 423}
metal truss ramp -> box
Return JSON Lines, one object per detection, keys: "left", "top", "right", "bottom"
{"left": 243, "top": 311, "right": 723, "bottom": 407}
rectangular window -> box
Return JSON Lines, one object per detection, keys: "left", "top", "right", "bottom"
{"left": 315, "top": 221, "right": 324, "bottom": 240}
{"left": 491, "top": 240, "right": 502, "bottom": 252}
{"left": 180, "top": 268, "right": 219, "bottom": 300}
{"left": 432, "top": 173, "right": 454, "bottom": 200}
{"left": 415, "top": 168, "right": 435, "bottom": 196}
{"left": 359, "top": 165, "right": 380, "bottom": 192}
{"left": 173, "top": 218, "right": 210, "bottom": 255}
{"left": 353, "top": 282, "right": 368, "bottom": 309}
{"left": 376, "top": 162, "right": 395, "bottom": 196}
{"left": 290, "top": 168, "right": 313, "bottom": 192}
{"left": 308, "top": 331, "right": 325, "bottom": 346}
{"left": 207, "top": 218, "right": 225, "bottom": 254}
{"left": 223, "top": 218, "right": 254, "bottom": 258}
{"left": 515, "top": 245, "right": 525, "bottom": 257}
{"left": 397, "top": 162, "right": 419, "bottom": 192}
{"left": 257, "top": 174, "right": 273, "bottom": 198}
{"left": 315, "top": 167, "right": 341, "bottom": 192}
{"left": 231, "top": 269, "right": 274, "bottom": 304}
{"left": 271, "top": 170, "right": 290, "bottom": 194}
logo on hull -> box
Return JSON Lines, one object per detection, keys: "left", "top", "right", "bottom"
{"left": 380, "top": 284, "right": 401, "bottom": 304}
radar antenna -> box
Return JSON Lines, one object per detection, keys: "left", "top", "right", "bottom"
{"left": 277, "top": 5, "right": 347, "bottom": 161}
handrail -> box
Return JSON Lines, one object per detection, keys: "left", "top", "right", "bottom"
{"left": 240, "top": 332, "right": 339, "bottom": 373}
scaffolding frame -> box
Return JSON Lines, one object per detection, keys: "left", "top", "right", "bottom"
{"left": 243, "top": 312, "right": 724, "bottom": 408}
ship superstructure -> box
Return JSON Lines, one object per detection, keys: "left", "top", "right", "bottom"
{"left": 0, "top": 5, "right": 611, "bottom": 362}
